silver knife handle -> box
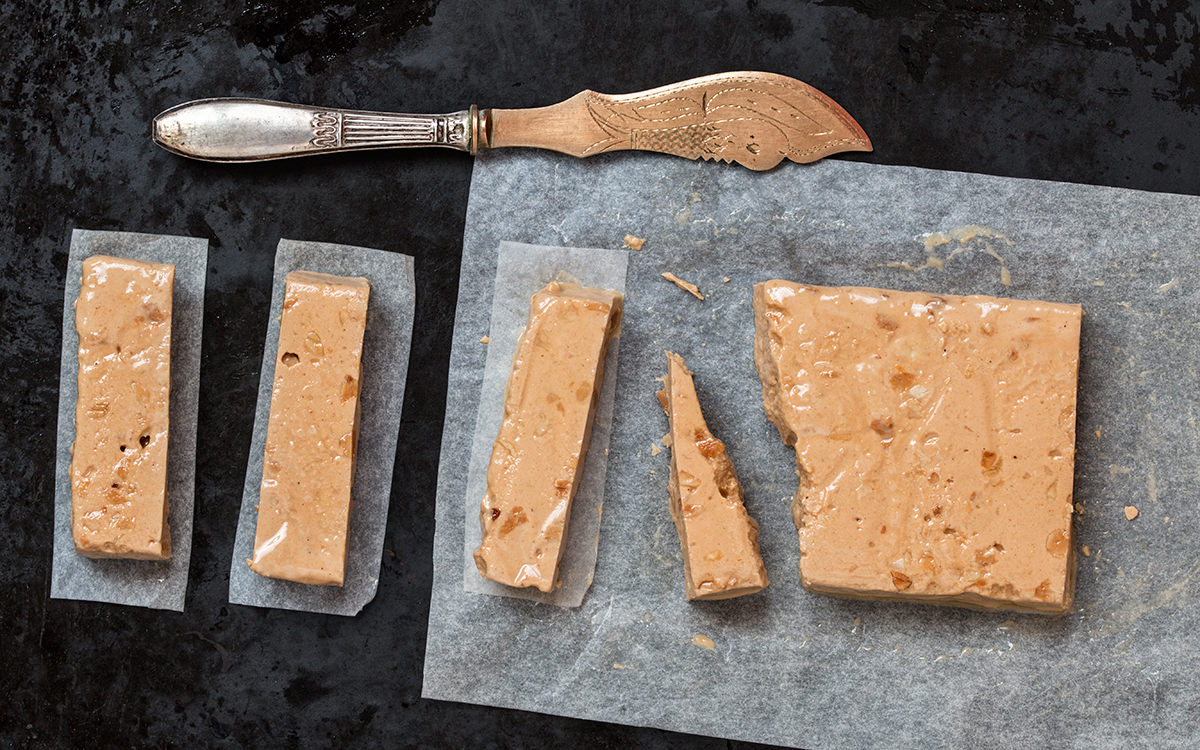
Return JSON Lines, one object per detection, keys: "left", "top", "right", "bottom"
{"left": 152, "top": 98, "right": 482, "bottom": 161}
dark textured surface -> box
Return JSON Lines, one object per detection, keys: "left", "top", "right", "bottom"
{"left": 1, "top": 1, "right": 1197, "bottom": 747}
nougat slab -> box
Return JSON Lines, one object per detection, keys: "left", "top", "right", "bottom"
{"left": 753, "top": 281, "right": 1081, "bottom": 613}
{"left": 658, "top": 352, "right": 768, "bottom": 600}
{"left": 474, "top": 281, "right": 623, "bottom": 592}
{"left": 250, "top": 271, "right": 370, "bottom": 586}
{"left": 71, "top": 255, "right": 175, "bottom": 560}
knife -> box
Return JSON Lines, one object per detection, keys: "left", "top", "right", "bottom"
{"left": 153, "top": 71, "right": 871, "bottom": 171}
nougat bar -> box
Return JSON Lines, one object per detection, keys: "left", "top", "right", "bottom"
{"left": 249, "top": 271, "right": 370, "bottom": 586}
{"left": 474, "top": 281, "right": 623, "bottom": 592}
{"left": 71, "top": 255, "right": 175, "bottom": 560}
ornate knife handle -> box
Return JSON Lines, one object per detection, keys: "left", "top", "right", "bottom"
{"left": 152, "top": 98, "right": 484, "bottom": 162}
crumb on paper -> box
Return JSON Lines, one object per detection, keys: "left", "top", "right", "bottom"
{"left": 661, "top": 272, "right": 705, "bottom": 300}
{"left": 1125, "top": 505, "right": 1139, "bottom": 521}
{"left": 1159, "top": 277, "right": 1179, "bottom": 293}
{"left": 622, "top": 234, "right": 646, "bottom": 251}
{"left": 1074, "top": 502, "right": 1084, "bottom": 514}
{"left": 692, "top": 634, "right": 716, "bottom": 651}
{"left": 1095, "top": 427, "right": 1101, "bottom": 438}
{"left": 612, "top": 662, "right": 631, "bottom": 670}
{"left": 662, "top": 432, "right": 671, "bottom": 447}
{"left": 650, "top": 442, "right": 662, "bottom": 456}
{"left": 480, "top": 335, "right": 490, "bottom": 344}
{"left": 1094, "top": 279, "right": 1105, "bottom": 286}
{"left": 723, "top": 277, "right": 730, "bottom": 283}
{"left": 1081, "top": 545, "right": 1091, "bottom": 557}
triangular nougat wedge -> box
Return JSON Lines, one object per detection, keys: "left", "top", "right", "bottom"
{"left": 658, "top": 352, "right": 768, "bottom": 600}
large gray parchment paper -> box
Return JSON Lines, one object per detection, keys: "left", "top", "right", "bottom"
{"left": 425, "top": 150, "right": 1200, "bottom": 750}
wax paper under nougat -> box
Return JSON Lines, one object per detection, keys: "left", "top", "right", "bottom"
{"left": 753, "top": 280, "right": 1081, "bottom": 613}
{"left": 658, "top": 351, "right": 768, "bottom": 601}
{"left": 474, "top": 281, "right": 623, "bottom": 592}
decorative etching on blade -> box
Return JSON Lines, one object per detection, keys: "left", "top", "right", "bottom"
{"left": 582, "top": 75, "right": 869, "bottom": 170}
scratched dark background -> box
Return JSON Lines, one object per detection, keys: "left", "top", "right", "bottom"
{"left": 2, "top": 1, "right": 1198, "bottom": 748}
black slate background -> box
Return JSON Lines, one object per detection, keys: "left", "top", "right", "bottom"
{"left": 2, "top": 2, "right": 1198, "bottom": 748}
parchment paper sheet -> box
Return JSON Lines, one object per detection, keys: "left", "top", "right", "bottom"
{"left": 462, "top": 241, "right": 628, "bottom": 607}
{"left": 52, "top": 229, "right": 208, "bottom": 611}
{"left": 424, "top": 151, "right": 1200, "bottom": 749}
{"left": 228, "top": 239, "right": 415, "bottom": 616}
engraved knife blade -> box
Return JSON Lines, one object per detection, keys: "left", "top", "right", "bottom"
{"left": 153, "top": 71, "right": 871, "bottom": 171}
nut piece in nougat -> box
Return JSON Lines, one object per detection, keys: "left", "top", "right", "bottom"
{"left": 249, "top": 271, "right": 370, "bottom": 586}
{"left": 658, "top": 352, "right": 768, "bottom": 600}
{"left": 753, "top": 281, "right": 1081, "bottom": 613}
{"left": 474, "top": 281, "right": 623, "bottom": 592}
{"left": 71, "top": 255, "right": 175, "bottom": 560}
